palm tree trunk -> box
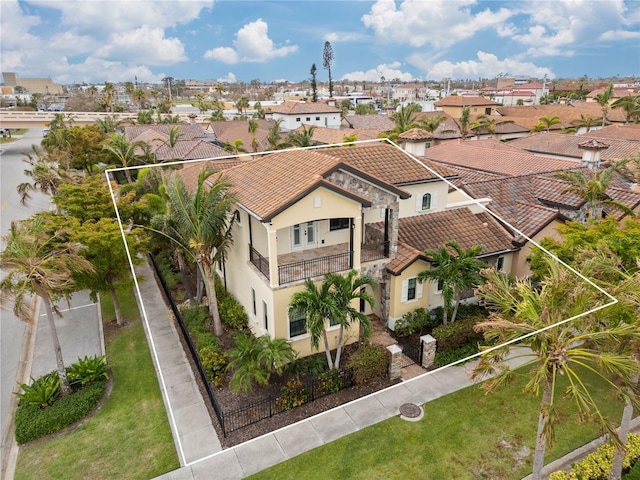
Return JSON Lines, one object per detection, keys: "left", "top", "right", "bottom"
{"left": 451, "top": 293, "right": 461, "bottom": 323}
{"left": 611, "top": 372, "right": 638, "bottom": 480}
{"left": 124, "top": 169, "right": 133, "bottom": 184}
{"left": 442, "top": 306, "right": 448, "bottom": 325}
{"left": 196, "top": 267, "right": 204, "bottom": 303}
{"left": 322, "top": 330, "right": 334, "bottom": 370}
{"left": 176, "top": 249, "right": 195, "bottom": 306}
{"left": 532, "top": 379, "right": 553, "bottom": 480}
{"left": 334, "top": 326, "right": 345, "bottom": 370}
{"left": 109, "top": 284, "right": 124, "bottom": 326}
{"left": 201, "top": 262, "right": 223, "bottom": 336}
{"left": 40, "top": 292, "right": 72, "bottom": 396}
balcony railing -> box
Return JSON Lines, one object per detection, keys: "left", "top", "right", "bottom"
{"left": 250, "top": 241, "right": 390, "bottom": 285}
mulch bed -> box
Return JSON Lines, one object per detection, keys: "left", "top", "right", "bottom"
{"left": 176, "top": 321, "right": 398, "bottom": 448}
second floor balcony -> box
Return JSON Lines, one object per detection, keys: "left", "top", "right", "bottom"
{"left": 250, "top": 241, "right": 389, "bottom": 285}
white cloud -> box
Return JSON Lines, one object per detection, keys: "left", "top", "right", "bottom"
{"left": 46, "top": 56, "right": 164, "bottom": 84}
{"left": 0, "top": 0, "right": 41, "bottom": 60}
{"left": 93, "top": 26, "right": 187, "bottom": 65}
{"left": 324, "top": 32, "right": 367, "bottom": 43}
{"left": 203, "top": 19, "right": 298, "bottom": 64}
{"left": 599, "top": 29, "right": 640, "bottom": 41}
{"left": 341, "top": 63, "right": 415, "bottom": 82}
{"left": 217, "top": 72, "right": 237, "bottom": 83}
{"left": 415, "top": 51, "right": 555, "bottom": 81}
{"left": 361, "top": 0, "right": 513, "bottom": 48}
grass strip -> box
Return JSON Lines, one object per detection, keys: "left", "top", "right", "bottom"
{"left": 15, "top": 283, "right": 178, "bottom": 479}
{"left": 249, "top": 366, "right": 623, "bottom": 480}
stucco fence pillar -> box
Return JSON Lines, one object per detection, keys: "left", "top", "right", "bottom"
{"left": 387, "top": 344, "right": 402, "bottom": 380}
{"left": 420, "top": 334, "right": 436, "bottom": 369}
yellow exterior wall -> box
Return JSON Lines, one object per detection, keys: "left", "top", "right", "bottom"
{"left": 398, "top": 182, "right": 449, "bottom": 217}
{"left": 388, "top": 260, "right": 430, "bottom": 329}
{"left": 511, "top": 220, "right": 564, "bottom": 278}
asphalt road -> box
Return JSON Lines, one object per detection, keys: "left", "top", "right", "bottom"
{"left": 0, "top": 128, "right": 51, "bottom": 442}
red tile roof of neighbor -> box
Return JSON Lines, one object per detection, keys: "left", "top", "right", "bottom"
{"left": 435, "top": 95, "right": 499, "bottom": 107}
{"left": 124, "top": 124, "right": 214, "bottom": 142}
{"left": 423, "top": 139, "right": 579, "bottom": 176}
{"left": 291, "top": 125, "right": 380, "bottom": 145}
{"left": 495, "top": 103, "right": 627, "bottom": 123}
{"left": 270, "top": 100, "right": 342, "bottom": 115}
{"left": 586, "top": 124, "right": 640, "bottom": 142}
{"left": 398, "top": 128, "right": 435, "bottom": 141}
{"left": 510, "top": 132, "right": 640, "bottom": 162}
{"left": 342, "top": 114, "right": 396, "bottom": 132}
{"left": 383, "top": 208, "right": 515, "bottom": 275}
{"left": 153, "top": 140, "right": 229, "bottom": 162}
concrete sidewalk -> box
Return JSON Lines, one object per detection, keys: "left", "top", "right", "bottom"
{"left": 134, "top": 260, "right": 221, "bottom": 466}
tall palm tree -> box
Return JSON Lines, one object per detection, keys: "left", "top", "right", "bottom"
{"left": 417, "top": 115, "right": 446, "bottom": 133}
{"left": 165, "top": 166, "right": 236, "bottom": 336}
{"left": 102, "top": 133, "right": 144, "bottom": 183}
{"left": 325, "top": 270, "right": 376, "bottom": 369}
{"left": 235, "top": 96, "right": 250, "bottom": 115}
{"left": 611, "top": 95, "right": 640, "bottom": 125}
{"left": 453, "top": 106, "right": 472, "bottom": 140}
{"left": 472, "top": 259, "right": 640, "bottom": 480}
{"left": 267, "top": 119, "right": 283, "bottom": 150}
{"left": 289, "top": 277, "right": 342, "bottom": 370}
{"left": 17, "top": 145, "right": 71, "bottom": 206}
{"left": 95, "top": 115, "right": 124, "bottom": 134}
{"left": 554, "top": 162, "right": 635, "bottom": 221}
{"left": 149, "top": 89, "right": 160, "bottom": 107}
{"left": 248, "top": 118, "right": 259, "bottom": 153}
{"left": 215, "top": 84, "right": 225, "bottom": 99}
{"left": 0, "top": 217, "right": 94, "bottom": 396}
{"left": 133, "top": 88, "right": 147, "bottom": 109}
{"left": 417, "top": 240, "right": 485, "bottom": 324}
{"left": 100, "top": 82, "right": 116, "bottom": 113}
{"left": 284, "top": 125, "right": 316, "bottom": 148}
{"left": 390, "top": 103, "right": 422, "bottom": 133}
{"left": 470, "top": 114, "right": 514, "bottom": 139}
{"left": 595, "top": 84, "right": 614, "bottom": 127}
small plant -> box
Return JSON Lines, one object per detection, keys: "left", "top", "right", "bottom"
{"left": 199, "top": 346, "right": 227, "bottom": 387}
{"left": 276, "top": 378, "right": 310, "bottom": 411}
{"left": 16, "top": 372, "right": 60, "bottom": 408}
{"left": 432, "top": 317, "right": 483, "bottom": 351}
{"left": 346, "top": 344, "right": 389, "bottom": 385}
{"left": 317, "top": 370, "right": 342, "bottom": 395}
{"left": 394, "top": 308, "right": 440, "bottom": 337}
{"left": 181, "top": 305, "right": 219, "bottom": 351}
{"left": 288, "top": 355, "right": 326, "bottom": 376}
{"left": 67, "top": 355, "right": 108, "bottom": 386}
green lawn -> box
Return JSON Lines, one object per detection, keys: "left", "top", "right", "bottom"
{"left": 15, "top": 284, "right": 178, "bottom": 480}
{"left": 249, "top": 366, "right": 624, "bottom": 480}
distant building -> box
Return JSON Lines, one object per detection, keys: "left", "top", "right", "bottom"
{"left": 2, "top": 72, "right": 64, "bottom": 95}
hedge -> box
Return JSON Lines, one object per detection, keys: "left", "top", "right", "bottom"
{"left": 15, "top": 378, "right": 107, "bottom": 444}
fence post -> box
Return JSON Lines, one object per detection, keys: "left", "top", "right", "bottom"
{"left": 387, "top": 344, "right": 402, "bottom": 381}
{"left": 420, "top": 334, "right": 436, "bottom": 369}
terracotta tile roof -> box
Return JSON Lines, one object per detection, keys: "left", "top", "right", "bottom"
{"left": 382, "top": 208, "right": 515, "bottom": 275}
{"left": 423, "top": 139, "right": 579, "bottom": 175}
{"left": 326, "top": 143, "right": 458, "bottom": 185}
{"left": 291, "top": 126, "right": 379, "bottom": 145}
{"left": 153, "top": 140, "right": 229, "bottom": 161}
{"left": 586, "top": 124, "right": 640, "bottom": 142}
{"left": 438, "top": 164, "right": 505, "bottom": 187}
{"left": 124, "top": 124, "right": 214, "bottom": 142}
{"left": 510, "top": 132, "right": 640, "bottom": 161}
{"left": 398, "top": 128, "right": 434, "bottom": 141}
{"left": 342, "top": 114, "right": 395, "bottom": 131}
{"left": 435, "top": 95, "right": 498, "bottom": 107}
{"left": 495, "top": 103, "right": 627, "bottom": 124}
{"left": 176, "top": 158, "right": 249, "bottom": 193}
{"left": 270, "top": 100, "right": 342, "bottom": 115}
{"left": 207, "top": 121, "right": 270, "bottom": 152}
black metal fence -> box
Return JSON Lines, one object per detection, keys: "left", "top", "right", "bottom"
{"left": 221, "top": 369, "right": 354, "bottom": 435}
{"left": 400, "top": 341, "right": 423, "bottom": 368}
{"left": 150, "top": 253, "right": 355, "bottom": 437}
{"left": 361, "top": 241, "right": 389, "bottom": 262}
{"left": 278, "top": 251, "right": 351, "bottom": 285}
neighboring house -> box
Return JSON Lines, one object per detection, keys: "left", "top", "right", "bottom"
{"left": 496, "top": 91, "right": 537, "bottom": 107}
{"left": 494, "top": 103, "right": 627, "bottom": 127}
{"left": 206, "top": 119, "right": 273, "bottom": 152}
{"left": 270, "top": 100, "right": 342, "bottom": 130}
{"left": 294, "top": 125, "right": 380, "bottom": 146}
{"left": 434, "top": 95, "right": 499, "bottom": 118}
{"left": 341, "top": 114, "right": 395, "bottom": 132}
{"left": 124, "top": 123, "right": 228, "bottom": 162}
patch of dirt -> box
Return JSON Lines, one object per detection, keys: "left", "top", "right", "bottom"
{"left": 102, "top": 319, "right": 134, "bottom": 343}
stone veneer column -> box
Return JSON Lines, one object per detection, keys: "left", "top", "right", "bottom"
{"left": 379, "top": 279, "right": 391, "bottom": 327}
{"left": 389, "top": 201, "right": 399, "bottom": 257}
{"left": 420, "top": 334, "right": 436, "bottom": 369}
{"left": 387, "top": 344, "right": 402, "bottom": 381}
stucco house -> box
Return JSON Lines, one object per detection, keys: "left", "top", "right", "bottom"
{"left": 434, "top": 95, "right": 499, "bottom": 118}
{"left": 178, "top": 141, "right": 519, "bottom": 357}
{"left": 270, "top": 100, "right": 342, "bottom": 130}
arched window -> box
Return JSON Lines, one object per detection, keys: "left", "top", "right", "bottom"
{"left": 421, "top": 193, "right": 432, "bottom": 210}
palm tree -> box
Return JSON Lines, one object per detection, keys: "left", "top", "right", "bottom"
{"left": 215, "top": 84, "right": 225, "bottom": 99}
{"left": 595, "top": 84, "right": 614, "bottom": 127}
{"left": 611, "top": 95, "right": 640, "bottom": 124}
{"left": 390, "top": 103, "right": 422, "bottom": 133}
{"left": 149, "top": 89, "right": 160, "bottom": 107}
{"left": 17, "top": 145, "right": 71, "bottom": 206}
{"left": 284, "top": 125, "right": 316, "bottom": 148}
{"left": 470, "top": 114, "right": 514, "bottom": 139}
{"left": 95, "top": 115, "right": 124, "bottom": 134}
{"left": 570, "top": 114, "right": 601, "bottom": 133}
{"left": 0, "top": 217, "right": 93, "bottom": 396}
{"left": 538, "top": 115, "right": 561, "bottom": 132}
{"left": 100, "top": 82, "right": 116, "bottom": 113}
{"left": 248, "top": 118, "right": 259, "bottom": 153}
{"left": 165, "top": 166, "right": 236, "bottom": 336}
{"left": 325, "top": 270, "right": 376, "bottom": 369}
{"left": 453, "top": 106, "right": 472, "bottom": 140}
{"left": 235, "top": 96, "right": 250, "bottom": 115}
{"left": 417, "top": 240, "right": 485, "bottom": 324}
{"left": 472, "top": 259, "right": 640, "bottom": 480}
{"left": 554, "top": 162, "right": 635, "bottom": 221}
{"left": 289, "top": 277, "right": 342, "bottom": 370}
{"left": 267, "top": 119, "right": 283, "bottom": 150}
{"left": 102, "top": 133, "right": 144, "bottom": 183}
{"left": 417, "top": 115, "right": 446, "bottom": 133}
{"left": 133, "top": 88, "right": 147, "bottom": 109}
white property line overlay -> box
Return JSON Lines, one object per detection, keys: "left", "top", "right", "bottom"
{"left": 106, "top": 137, "right": 619, "bottom": 469}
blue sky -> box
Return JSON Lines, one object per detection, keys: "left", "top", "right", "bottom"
{"left": 1, "top": 0, "right": 639, "bottom": 85}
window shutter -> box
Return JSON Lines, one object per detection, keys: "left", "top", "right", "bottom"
{"left": 415, "top": 192, "right": 423, "bottom": 211}
{"left": 431, "top": 192, "right": 438, "bottom": 209}
{"left": 416, "top": 281, "right": 423, "bottom": 299}
{"left": 401, "top": 279, "right": 408, "bottom": 303}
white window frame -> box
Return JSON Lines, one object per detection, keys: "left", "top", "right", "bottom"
{"left": 401, "top": 276, "right": 423, "bottom": 303}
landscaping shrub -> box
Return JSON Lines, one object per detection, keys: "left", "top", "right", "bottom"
{"left": 432, "top": 317, "right": 484, "bottom": 352}
{"left": 549, "top": 433, "right": 640, "bottom": 480}
{"left": 346, "top": 344, "right": 389, "bottom": 385}
{"left": 288, "top": 355, "right": 326, "bottom": 376}
{"left": 218, "top": 295, "right": 249, "bottom": 331}
{"left": 181, "top": 305, "right": 219, "bottom": 351}
{"left": 625, "top": 458, "right": 640, "bottom": 480}
{"left": 199, "top": 346, "right": 227, "bottom": 387}
{"left": 15, "top": 378, "right": 107, "bottom": 444}
{"left": 275, "top": 378, "right": 310, "bottom": 411}
{"left": 16, "top": 372, "right": 60, "bottom": 408}
{"left": 317, "top": 370, "right": 342, "bottom": 395}
{"left": 394, "top": 308, "right": 440, "bottom": 337}
{"left": 155, "top": 251, "right": 181, "bottom": 289}
{"left": 67, "top": 355, "right": 108, "bottom": 387}
{"left": 434, "top": 344, "right": 479, "bottom": 367}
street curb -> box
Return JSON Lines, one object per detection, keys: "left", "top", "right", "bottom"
{"left": 0, "top": 297, "right": 40, "bottom": 480}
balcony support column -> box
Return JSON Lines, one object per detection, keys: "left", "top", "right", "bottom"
{"left": 266, "top": 226, "right": 278, "bottom": 287}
